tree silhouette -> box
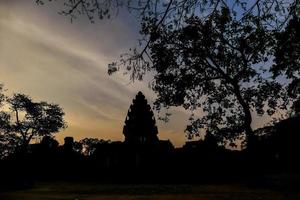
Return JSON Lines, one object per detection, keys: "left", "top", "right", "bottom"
{"left": 37, "top": 0, "right": 295, "bottom": 78}
{"left": 272, "top": 12, "right": 300, "bottom": 98}
{"left": 37, "top": 0, "right": 297, "bottom": 147}
{"left": 78, "top": 138, "right": 110, "bottom": 156}
{"left": 292, "top": 98, "right": 300, "bottom": 115}
{"left": 0, "top": 85, "right": 13, "bottom": 159}
{"left": 0, "top": 91, "right": 66, "bottom": 156}
{"left": 37, "top": 1, "right": 293, "bottom": 28}
{"left": 40, "top": 135, "right": 59, "bottom": 151}
{"left": 146, "top": 8, "right": 285, "bottom": 146}
{"left": 123, "top": 91, "right": 158, "bottom": 145}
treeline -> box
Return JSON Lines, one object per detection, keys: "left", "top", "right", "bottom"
{"left": 1, "top": 111, "right": 300, "bottom": 188}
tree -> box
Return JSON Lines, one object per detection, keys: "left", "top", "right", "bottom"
{"left": 37, "top": 0, "right": 297, "bottom": 147}
{"left": 36, "top": 1, "right": 293, "bottom": 25}
{"left": 292, "top": 99, "right": 300, "bottom": 115}
{"left": 0, "top": 85, "right": 13, "bottom": 159}
{"left": 0, "top": 91, "right": 66, "bottom": 156}
{"left": 40, "top": 135, "right": 59, "bottom": 150}
{"left": 145, "top": 8, "right": 287, "bottom": 146}
{"left": 272, "top": 10, "right": 300, "bottom": 98}
{"left": 37, "top": 0, "right": 294, "bottom": 72}
{"left": 78, "top": 138, "right": 110, "bottom": 156}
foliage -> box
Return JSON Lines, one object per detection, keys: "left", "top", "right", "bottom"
{"left": 0, "top": 85, "right": 15, "bottom": 159}
{"left": 37, "top": 0, "right": 299, "bottom": 146}
{"left": 37, "top": 0, "right": 295, "bottom": 72}
{"left": 7, "top": 93, "right": 67, "bottom": 146}
{"left": 272, "top": 11, "right": 300, "bottom": 98}
{"left": 0, "top": 86, "right": 66, "bottom": 158}
{"left": 79, "top": 138, "right": 110, "bottom": 156}
{"left": 36, "top": 0, "right": 294, "bottom": 25}
{"left": 39, "top": 135, "right": 59, "bottom": 151}
{"left": 145, "top": 8, "right": 287, "bottom": 144}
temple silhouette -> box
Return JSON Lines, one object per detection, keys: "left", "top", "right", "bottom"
{"left": 123, "top": 92, "right": 159, "bottom": 145}
{"left": 1, "top": 92, "right": 300, "bottom": 186}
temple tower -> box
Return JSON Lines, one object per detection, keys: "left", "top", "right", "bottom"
{"left": 123, "top": 91, "right": 159, "bottom": 145}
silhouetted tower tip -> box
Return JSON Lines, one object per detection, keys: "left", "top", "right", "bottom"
{"left": 123, "top": 91, "right": 158, "bottom": 145}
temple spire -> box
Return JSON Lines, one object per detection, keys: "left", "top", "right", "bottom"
{"left": 123, "top": 91, "right": 158, "bottom": 145}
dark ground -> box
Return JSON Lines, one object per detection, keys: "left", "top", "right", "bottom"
{"left": 1, "top": 174, "right": 300, "bottom": 200}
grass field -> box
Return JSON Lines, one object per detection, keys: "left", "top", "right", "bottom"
{"left": 0, "top": 181, "right": 299, "bottom": 200}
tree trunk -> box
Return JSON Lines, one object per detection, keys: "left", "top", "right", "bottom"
{"left": 16, "top": 135, "right": 31, "bottom": 158}
{"left": 232, "top": 81, "right": 254, "bottom": 149}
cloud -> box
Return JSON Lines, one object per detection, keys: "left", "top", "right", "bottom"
{"left": 0, "top": 0, "right": 192, "bottom": 147}
{"left": 1, "top": 0, "right": 276, "bottom": 148}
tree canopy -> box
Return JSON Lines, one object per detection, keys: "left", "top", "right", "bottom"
{"left": 272, "top": 11, "right": 300, "bottom": 98}
{"left": 37, "top": 0, "right": 300, "bottom": 147}
{"left": 145, "top": 7, "right": 287, "bottom": 145}
{"left": 0, "top": 86, "right": 66, "bottom": 158}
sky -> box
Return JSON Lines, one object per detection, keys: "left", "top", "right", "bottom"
{"left": 0, "top": 0, "right": 272, "bottom": 147}
{"left": 0, "top": 0, "right": 195, "bottom": 147}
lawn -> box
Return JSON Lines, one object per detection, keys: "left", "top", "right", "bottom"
{"left": 0, "top": 181, "right": 299, "bottom": 200}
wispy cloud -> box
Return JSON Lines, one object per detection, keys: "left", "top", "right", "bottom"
{"left": 0, "top": 0, "right": 191, "bottom": 147}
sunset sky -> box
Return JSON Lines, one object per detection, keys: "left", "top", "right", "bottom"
{"left": 0, "top": 0, "right": 271, "bottom": 147}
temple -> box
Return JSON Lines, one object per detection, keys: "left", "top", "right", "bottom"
{"left": 123, "top": 91, "right": 159, "bottom": 145}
